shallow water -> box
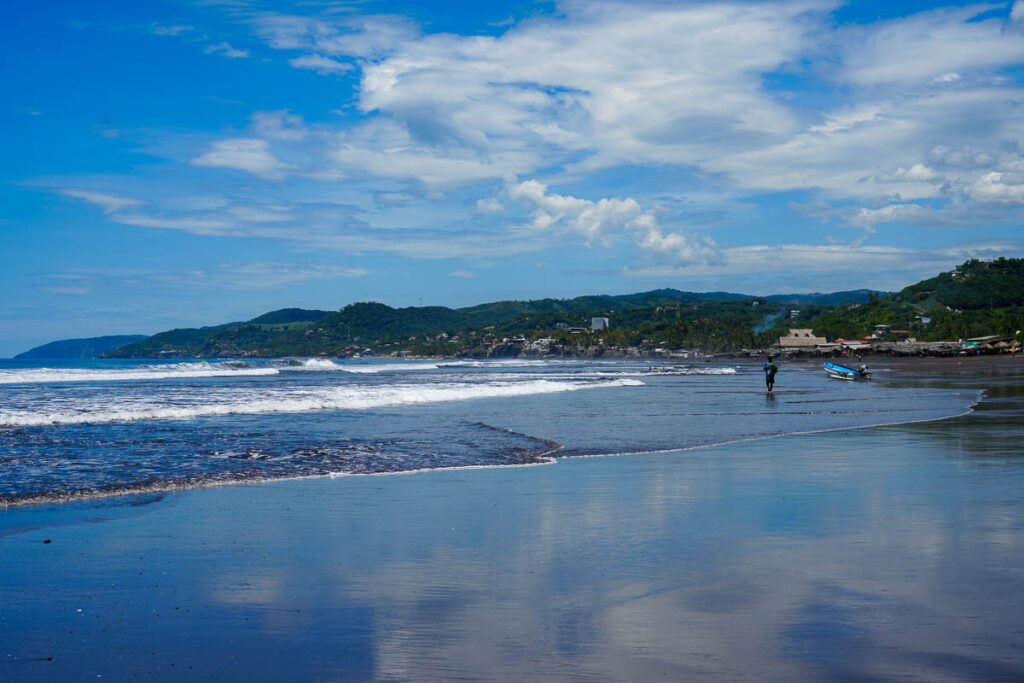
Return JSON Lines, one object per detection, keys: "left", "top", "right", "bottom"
{"left": 1, "top": 371, "right": 1022, "bottom": 681}
{"left": 0, "top": 357, "right": 977, "bottom": 506}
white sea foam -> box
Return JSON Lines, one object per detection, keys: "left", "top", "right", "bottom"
{"left": 436, "top": 359, "right": 550, "bottom": 368}
{"left": 0, "top": 362, "right": 279, "bottom": 385}
{"left": 440, "top": 367, "right": 738, "bottom": 381}
{"left": 283, "top": 358, "right": 342, "bottom": 370}
{"left": 337, "top": 362, "right": 444, "bottom": 373}
{"left": 0, "top": 378, "right": 645, "bottom": 426}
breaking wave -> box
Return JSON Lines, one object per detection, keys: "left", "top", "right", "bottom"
{"left": 336, "top": 362, "right": 445, "bottom": 374}
{"left": 0, "top": 362, "right": 279, "bottom": 385}
{"left": 0, "top": 378, "right": 644, "bottom": 427}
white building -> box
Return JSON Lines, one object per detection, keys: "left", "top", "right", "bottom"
{"left": 591, "top": 317, "right": 609, "bottom": 331}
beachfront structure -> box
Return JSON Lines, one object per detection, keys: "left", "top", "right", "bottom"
{"left": 591, "top": 317, "right": 609, "bottom": 331}
{"left": 777, "top": 328, "right": 827, "bottom": 347}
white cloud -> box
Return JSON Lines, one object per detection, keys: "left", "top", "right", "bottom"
{"left": 205, "top": 42, "right": 250, "bottom": 58}
{"left": 251, "top": 110, "right": 307, "bottom": 140}
{"left": 211, "top": 0, "right": 1024, "bottom": 234}
{"left": 49, "top": 1, "right": 1024, "bottom": 278}
{"left": 505, "top": 179, "right": 720, "bottom": 265}
{"left": 326, "top": 118, "right": 534, "bottom": 187}
{"left": 848, "top": 203, "right": 931, "bottom": 227}
{"left": 111, "top": 213, "right": 238, "bottom": 236}
{"left": 59, "top": 189, "right": 145, "bottom": 214}
{"left": 153, "top": 25, "right": 193, "bottom": 36}
{"left": 973, "top": 171, "right": 1024, "bottom": 204}
{"left": 251, "top": 13, "right": 419, "bottom": 59}
{"left": 288, "top": 54, "right": 352, "bottom": 75}
{"left": 1013, "top": 0, "right": 1024, "bottom": 25}
{"left": 475, "top": 198, "right": 504, "bottom": 213}
{"left": 623, "top": 242, "right": 1019, "bottom": 279}
{"left": 837, "top": 5, "right": 1024, "bottom": 86}
{"left": 190, "top": 138, "right": 291, "bottom": 179}
{"left": 709, "top": 86, "right": 1024, "bottom": 209}
{"left": 881, "top": 164, "right": 944, "bottom": 183}
{"left": 448, "top": 270, "right": 476, "bottom": 279}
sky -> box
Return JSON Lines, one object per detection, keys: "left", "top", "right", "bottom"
{"left": 2, "top": 0, "right": 1024, "bottom": 356}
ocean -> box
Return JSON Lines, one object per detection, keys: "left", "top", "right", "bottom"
{"left": 3, "top": 356, "right": 1023, "bottom": 680}
{"left": 0, "top": 356, "right": 979, "bottom": 508}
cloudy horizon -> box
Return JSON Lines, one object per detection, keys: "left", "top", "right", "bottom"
{"left": 3, "top": 0, "right": 1023, "bottom": 355}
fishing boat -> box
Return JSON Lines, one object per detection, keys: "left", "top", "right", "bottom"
{"left": 823, "top": 361, "right": 871, "bottom": 381}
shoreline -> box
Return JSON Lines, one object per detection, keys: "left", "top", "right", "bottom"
{"left": 2, "top": 358, "right": 1023, "bottom": 680}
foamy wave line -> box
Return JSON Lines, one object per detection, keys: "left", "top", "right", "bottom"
{"left": 0, "top": 362, "right": 279, "bottom": 384}
{"left": 336, "top": 362, "right": 444, "bottom": 374}
{"left": 0, "top": 378, "right": 644, "bottom": 426}
{"left": 446, "top": 367, "right": 738, "bottom": 381}
{"left": 437, "top": 360, "right": 551, "bottom": 368}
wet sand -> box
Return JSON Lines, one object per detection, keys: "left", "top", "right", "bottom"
{"left": 2, "top": 357, "right": 1024, "bottom": 681}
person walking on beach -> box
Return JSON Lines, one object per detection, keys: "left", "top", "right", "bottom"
{"left": 764, "top": 355, "right": 779, "bottom": 393}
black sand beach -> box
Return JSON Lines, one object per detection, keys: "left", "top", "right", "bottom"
{"left": 3, "top": 357, "right": 1024, "bottom": 681}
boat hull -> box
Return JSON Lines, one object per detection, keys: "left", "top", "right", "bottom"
{"left": 823, "top": 362, "right": 870, "bottom": 380}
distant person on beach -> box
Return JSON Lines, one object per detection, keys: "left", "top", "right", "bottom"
{"left": 764, "top": 355, "right": 779, "bottom": 393}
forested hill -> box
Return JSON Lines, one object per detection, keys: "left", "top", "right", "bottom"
{"left": 15, "top": 335, "right": 148, "bottom": 359}
{"left": 103, "top": 287, "right": 881, "bottom": 358}
{"left": 44, "top": 261, "right": 1020, "bottom": 359}
{"left": 802, "top": 258, "right": 1024, "bottom": 342}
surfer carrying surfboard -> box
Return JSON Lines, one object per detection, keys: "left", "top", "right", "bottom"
{"left": 764, "top": 355, "right": 779, "bottom": 393}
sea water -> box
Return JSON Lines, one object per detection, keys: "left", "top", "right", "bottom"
{"left": 0, "top": 357, "right": 978, "bottom": 506}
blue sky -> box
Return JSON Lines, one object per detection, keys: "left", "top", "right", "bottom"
{"left": 3, "top": 0, "right": 1024, "bottom": 356}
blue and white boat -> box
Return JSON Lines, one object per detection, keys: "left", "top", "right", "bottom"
{"left": 823, "top": 361, "right": 871, "bottom": 380}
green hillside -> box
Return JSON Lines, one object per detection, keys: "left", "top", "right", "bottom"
{"left": 105, "top": 291, "right": 792, "bottom": 358}
{"left": 803, "top": 258, "right": 1024, "bottom": 342}
{"left": 102, "top": 277, "right": 966, "bottom": 359}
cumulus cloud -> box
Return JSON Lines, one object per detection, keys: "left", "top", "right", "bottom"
{"left": 973, "top": 171, "right": 1024, "bottom": 204}
{"left": 190, "top": 138, "right": 291, "bottom": 179}
{"left": 505, "top": 179, "right": 720, "bottom": 265}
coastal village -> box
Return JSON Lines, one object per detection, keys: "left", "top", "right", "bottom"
{"left": 766, "top": 326, "right": 1018, "bottom": 358}
{"left": 450, "top": 319, "right": 1020, "bottom": 362}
